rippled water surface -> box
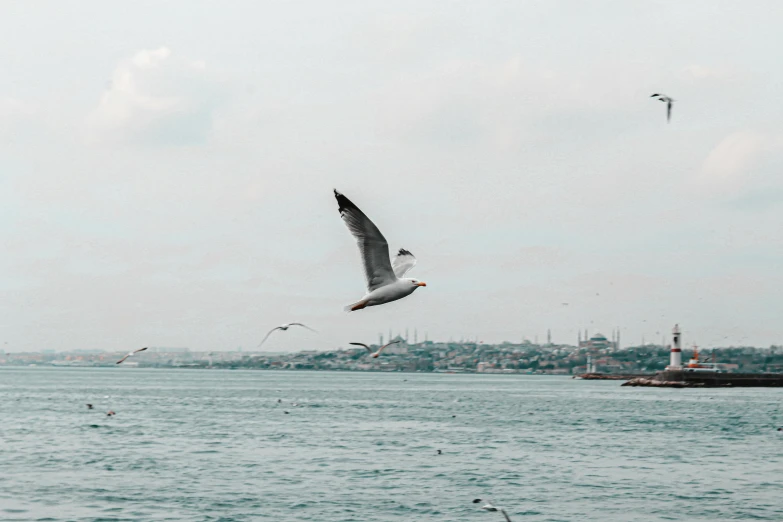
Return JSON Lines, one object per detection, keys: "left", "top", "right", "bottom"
{"left": 1, "top": 368, "right": 781, "bottom": 521}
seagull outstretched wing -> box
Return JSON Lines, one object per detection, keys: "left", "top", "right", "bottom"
{"left": 349, "top": 342, "right": 374, "bottom": 353}
{"left": 377, "top": 339, "right": 401, "bottom": 354}
{"left": 392, "top": 248, "right": 417, "bottom": 278}
{"left": 334, "top": 190, "right": 397, "bottom": 293}
{"left": 258, "top": 327, "right": 284, "bottom": 348}
{"left": 116, "top": 346, "right": 148, "bottom": 365}
{"left": 287, "top": 322, "right": 317, "bottom": 333}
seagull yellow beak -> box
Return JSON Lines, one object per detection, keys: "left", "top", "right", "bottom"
{"left": 416, "top": 281, "right": 427, "bottom": 287}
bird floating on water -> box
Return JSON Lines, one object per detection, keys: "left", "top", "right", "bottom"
{"left": 86, "top": 403, "right": 93, "bottom": 410}
{"left": 650, "top": 93, "right": 674, "bottom": 122}
{"left": 258, "top": 323, "right": 317, "bottom": 348}
{"left": 349, "top": 339, "right": 401, "bottom": 358}
{"left": 473, "top": 499, "right": 512, "bottom": 522}
{"left": 334, "top": 189, "right": 426, "bottom": 311}
{"left": 116, "top": 347, "right": 148, "bottom": 365}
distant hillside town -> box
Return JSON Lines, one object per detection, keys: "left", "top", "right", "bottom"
{"left": 3, "top": 331, "right": 783, "bottom": 374}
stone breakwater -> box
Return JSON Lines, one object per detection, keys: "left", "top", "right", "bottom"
{"left": 621, "top": 370, "right": 783, "bottom": 388}
{"left": 622, "top": 377, "right": 697, "bottom": 388}
{"left": 579, "top": 373, "right": 654, "bottom": 380}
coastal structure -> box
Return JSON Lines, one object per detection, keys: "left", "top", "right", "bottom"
{"left": 666, "top": 324, "right": 682, "bottom": 370}
{"left": 624, "top": 324, "right": 783, "bottom": 387}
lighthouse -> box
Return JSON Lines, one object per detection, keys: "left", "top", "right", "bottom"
{"left": 668, "top": 324, "right": 682, "bottom": 369}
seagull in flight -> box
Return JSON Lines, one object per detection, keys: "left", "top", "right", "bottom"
{"left": 334, "top": 189, "right": 426, "bottom": 311}
{"left": 349, "top": 339, "right": 401, "bottom": 358}
{"left": 258, "top": 323, "right": 317, "bottom": 348}
{"left": 650, "top": 93, "right": 674, "bottom": 122}
{"left": 116, "top": 347, "right": 148, "bottom": 365}
{"left": 473, "top": 499, "right": 512, "bottom": 522}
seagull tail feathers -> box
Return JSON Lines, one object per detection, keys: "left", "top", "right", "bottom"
{"left": 344, "top": 300, "right": 368, "bottom": 312}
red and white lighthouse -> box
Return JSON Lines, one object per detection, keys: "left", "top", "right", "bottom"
{"left": 668, "top": 324, "right": 682, "bottom": 369}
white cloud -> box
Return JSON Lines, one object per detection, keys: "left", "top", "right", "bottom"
{"left": 0, "top": 97, "right": 38, "bottom": 139}
{"left": 698, "top": 131, "right": 783, "bottom": 194}
{"left": 86, "top": 47, "right": 219, "bottom": 145}
{"left": 683, "top": 64, "right": 735, "bottom": 80}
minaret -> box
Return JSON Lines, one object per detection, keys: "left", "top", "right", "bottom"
{"left": 414, "top": 329, "right": 418, "bottom": 344}
{"left": 669, "top": 324, "right": 682, "bottom": 369}
{"left": 425, "top": 331, "right": 429, "bottom": 342}
{"left": 389, "top": 329, "right": 392, "bottom": 343}
{"left": 547, "top": 329, "right": 552, "bottom": 345}
{"left": 379, "top": 333, "right": 384, "bottom": 346}
{"left": 617, "top": 329, "right": 621, "bottom": 351}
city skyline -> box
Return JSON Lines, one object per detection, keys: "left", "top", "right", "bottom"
{"left": 1, "top": 325, "right": 776, "bottom": 354}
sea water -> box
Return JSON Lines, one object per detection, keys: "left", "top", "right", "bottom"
{"left": 0, "top": 368, "right": 781, "bottom": 521}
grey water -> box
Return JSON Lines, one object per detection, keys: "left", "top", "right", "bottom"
{"left": 0, "top": 368, "right": 781, "bottom": 521}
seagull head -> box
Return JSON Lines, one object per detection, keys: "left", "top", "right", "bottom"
{"left": 406, "top": 278, "right": 427, "bottom": 288}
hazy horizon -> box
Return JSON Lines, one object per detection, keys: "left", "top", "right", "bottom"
{"left": 2, "top": 1, "right": 783, "bottom": 352}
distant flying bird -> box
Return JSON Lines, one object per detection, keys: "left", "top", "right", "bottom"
{"left": 258, "top": 323, "right": 317, "bottom": 348}
{"left": 334, "top": 189, "right": 426, "bottom": 312}
{"left": 650, "top": 93, "right": 674, "bottom": 122}
{"left": 473, "top": 499, "right": 512, "bottom": 522}
{"left": 349, "top": 339, "right": 401, "bottom": 358}
{"left": 106, "top": 410, "right": 116, "bottom": 417}
{"left": 86, "top": 404, "right": 93, "bottom": 410}
{"left": 116, "top": 347, "right": 148, "bottom": 365}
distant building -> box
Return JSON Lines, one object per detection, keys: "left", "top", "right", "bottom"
{"left": 384, "top": 336, "right": 409, "bottom": 355}
{"left": 579, "top": 333, "right": 616, "bottom": 351}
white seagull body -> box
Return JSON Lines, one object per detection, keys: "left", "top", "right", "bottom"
{"left": 650, "top": 93, "right": 674, "bottom": 122}
{"left": 473, "top": 499, "right": 512, "bottom": 522}
{"left": 349, "top": 339, "right": 401, "bottom": 358}
{"left": 258, "top": 322, "right": 316, "bottom": 347}
{"left": 116, "top": 346, "right": 148, "bottom": 365}
{"left": 334, "top": 190, "right": 426, "bottom": 311}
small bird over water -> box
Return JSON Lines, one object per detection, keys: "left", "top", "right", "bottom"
{"left": 86, "top": 403, "right": 93, "bottom": 410}
{"left": 258, "top": 323, "right": 317, "bottom": 348}
{"left": 473, "top": 499, "right": 512, "bottom": 522}
{"left": 349, "top": 339, "right": 401, "bottom": 358}
{"left": 650, "top": 93, "right": 674, "bottom": 122}
{"left": 334, "top": 189, "right": 426, "bottom": 311}
{"left": 116, "top": 347, "right": 148, "bottom": 364}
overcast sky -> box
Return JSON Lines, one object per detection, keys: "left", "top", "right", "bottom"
{"left": 2, "top": 1, "right": 783, "bottom": 352}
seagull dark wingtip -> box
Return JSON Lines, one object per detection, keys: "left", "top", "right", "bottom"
{"left": 397, "top": 248, "right": 413, "bottom": 256}
{"left": 334, "top": 189, "right": 357, "bottom": 214}
{"left": 473, "top": 499, "right": 482, "bottom": 504}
